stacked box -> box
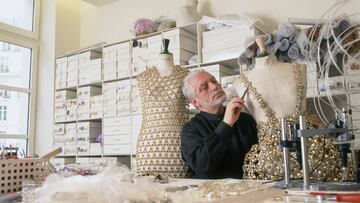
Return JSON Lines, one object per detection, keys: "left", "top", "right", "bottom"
{"left": 55, "top": 57, "right": 67, "bottom": 89}
{"left": 66, "top": 99, "right": 77, "bottom": 121}
{"left": 67, "top": 55, "right": 78, "bottom": 87}
{"left": 103, "top": 82, "right": 117, "bottom": 118}
{"left": 90, "top": 95, "right": 103, "bottom": 119}
{"left": 117, "top": 80, "right": 131, "bottom": 116}
{"left": 64, "top": 123, "right": 76, "bottom": 155}
{"left": 77, "top": 122, "right": 101, "bottom": 155}
{"left": 79, "top": 51, "right": 102, "bottom": 85}
{"left": 54, "top": 90, "right": 76, "bottom": 122}
{"left": 77, "top": 86, "right": 102, "bottom": 120}
{"left": 53, "top": 124, "right": 66, "bottom": 155}
{"left": 202, "top": 26, "right": 262, "bottom": 63}
{"left": 131, "top": 80, "right": 141, "bottom": 114}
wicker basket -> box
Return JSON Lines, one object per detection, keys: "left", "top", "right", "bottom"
{"left": 0, "top": 158, "right": 54, "bottom": 194}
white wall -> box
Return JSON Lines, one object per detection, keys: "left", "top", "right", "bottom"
{"left": 79, "top": 0, "right": 360, "bottom": 47}
{"left": 35, "top": 0, "right": 359, "bottom": 155}
{"left": 35, "top": 0, "right": 80, "bottom": 156}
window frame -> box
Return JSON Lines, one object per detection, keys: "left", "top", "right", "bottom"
{"left": 0, "top": 0, "right": 40, "bottom": 155}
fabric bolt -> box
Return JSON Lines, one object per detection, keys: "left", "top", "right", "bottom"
{"left": 136, "top": 66, "right": 190, "bottom": 178}
{"left": 279, "top": 23, "right": 299, "bottom": 38}
{"left": 288, "top": 43, "right": 301, "bottom": 60}
{"left": 279, "top": 38, "right": 290, "bottom": 51}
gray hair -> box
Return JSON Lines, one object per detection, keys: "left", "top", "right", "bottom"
{"left": 182, "top": 69, "right": 207, "bottom": 100}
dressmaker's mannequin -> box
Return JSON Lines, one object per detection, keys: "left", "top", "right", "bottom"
{"left": 236, "top": 36, "right": 344, "bottom": 181}
{"left": 234, "top": 36, "right": 307, "bottom": 122}
{"left": 135, "top": 39, "right": 189, "bottom": 178}
{"left": 156, "top": 39, "right": 176, "bottom": 77}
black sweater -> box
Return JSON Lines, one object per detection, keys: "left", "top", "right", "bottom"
{"left": 181, "top": 111, "right": 258, "bottom": 179}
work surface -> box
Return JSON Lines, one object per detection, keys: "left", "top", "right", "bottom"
{"left": 135, "top": 177, "right": 360, "bottom": 203}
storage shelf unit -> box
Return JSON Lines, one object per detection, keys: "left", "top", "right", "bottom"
{"left": 52, "top": 23, "right": 262, "bottom": 168}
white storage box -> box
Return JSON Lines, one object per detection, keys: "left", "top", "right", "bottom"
{"left": 67, "top": 80, "right": 78, "bottom": 88}
{"left": 65, "top": 134, "right": 76, "bottom": 145}
{"left": 65, "top": 123, "right": 76, "bottom": 134}
{"left": 77, "top": 143, "right": 90, "bottom": 155}
{"left": 67, "top": 55, "right": 79, "bottom": 71}
{"left": 90, "top": 143, "right": 102, "bottom": 154}
{"left": 78, "top": 86, "right": 101, "bottom": 99}
{"left": 65, "top": 144, "right": 76, "bottom": 155}
{"left": 77, "top": 122, "right": 101, "bottom": 134}
{"left": 117, "top": 80, "right": 131, "bottom": 92}
{"left": 78, "top": 51, "right": 101, "bottom": 65}
{"left": 55, "top": 90, "right": 76, "bottom": 102}
{"left": 56, "top": 57, "right": 67, "bottom": 71}
{"left": 103, "top": 108, "right": 117, "bottom": 118}
{"left": 202, "top": 27, "right": 261, "bottom": 63}
{"left": 53, "top": 135, "right": 65, "bottom": 144}
{"left": 54, "top": 124, "right": 65, "bottom": 135}
{"left": 66, "top": 99, "right": 77, "bottom": 121}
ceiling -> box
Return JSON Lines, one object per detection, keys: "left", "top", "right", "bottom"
{"left": 82, "top": 0, "right": 120, "bottom": 7}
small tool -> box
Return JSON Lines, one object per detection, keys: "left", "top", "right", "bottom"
{"left": 241, "top": 87, "right": 249, "bottom": 99}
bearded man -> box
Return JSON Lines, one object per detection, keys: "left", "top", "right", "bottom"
{"left": 180, "top": 70, "right": 258, "bottom": 179}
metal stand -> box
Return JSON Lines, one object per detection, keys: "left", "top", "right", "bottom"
{"left": 280, "top": 115, "right": 348, "bottom": 189}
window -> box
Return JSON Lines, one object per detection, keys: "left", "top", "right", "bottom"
{"left": 0, "top": 0, "right": 40, "bottom": 155}
{"left": 0, "top": 56, "right": 9, "bottom": 73}
{"left": 2, "top": 42, "right": 11, "bottom": 51}
{"left": 0, "top": 106, "right": 7, "bottom": 120}
{"left": 0, "top": 90, "right": 10, "bottom": 98}
{"left": 0, "top": 0, "right": 35, "bottom": 32}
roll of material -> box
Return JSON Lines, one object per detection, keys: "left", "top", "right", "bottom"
{"left": 279, "top": 38, "right": 290, "bottom": 51}
{"left": 266, "top": 41, "right": 281, "bottom": 54}
{"left": 279, "top": 23, "right": 298, "bottom": 38}
{"left": 288, "top": 43, "right": 301, "bottom": 60}
{"left": 263, "top": 33, "right": 273, "bottom": 46}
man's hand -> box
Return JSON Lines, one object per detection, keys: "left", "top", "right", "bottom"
{"left": 223, "top": 97, "right": 244, "bottom": 127}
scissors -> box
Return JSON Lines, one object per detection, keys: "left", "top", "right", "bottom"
{"left": 241, "top": 87, "right": 249, "bottom": 99}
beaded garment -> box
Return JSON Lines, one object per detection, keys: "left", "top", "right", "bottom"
{"left": 136, "top": 66, "right": 189, "bottom": 178}
{"left": 239, "top": 64, "right": 346, "bottom": 181}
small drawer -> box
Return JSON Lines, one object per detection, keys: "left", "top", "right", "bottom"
{"left": 103, "top": 125, "right": 131, "bottom": 135}
{"left": 103, "top": 144, "right": 131, "bottom": 155}
{"left": 104, "top": 135, "right": 131, "bottom": 145}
